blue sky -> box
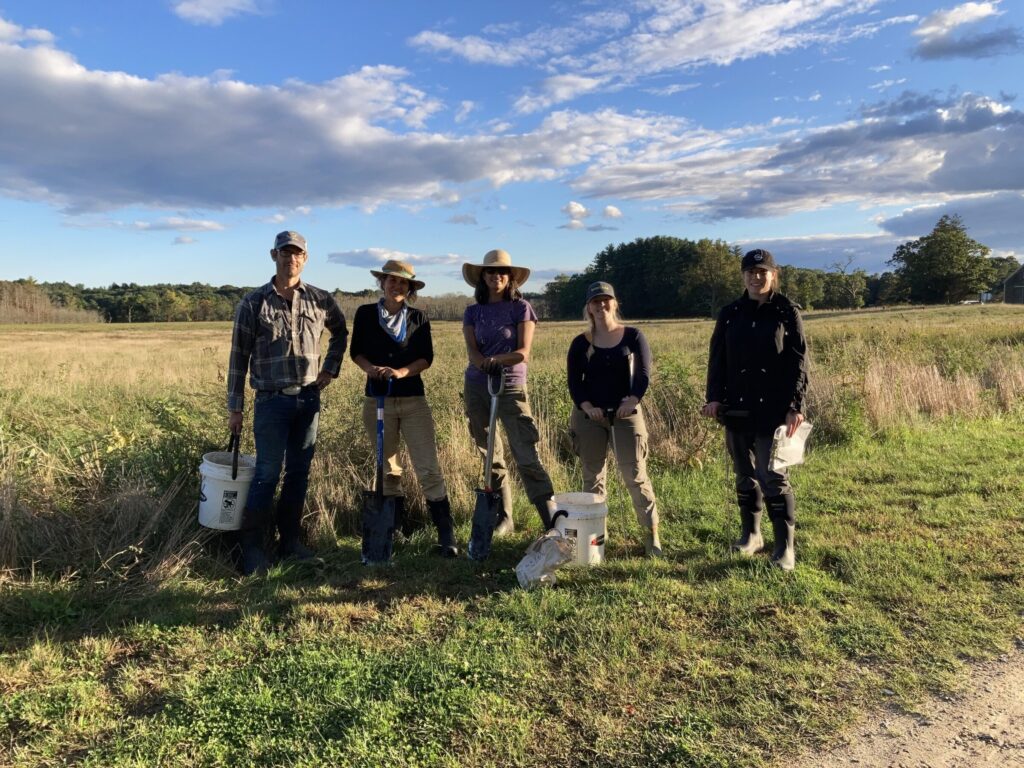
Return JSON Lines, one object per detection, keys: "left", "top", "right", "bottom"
{"left": 1, "top": 1, "right": 1022, "bottom": 294}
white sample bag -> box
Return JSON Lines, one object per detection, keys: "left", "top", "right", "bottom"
{"left": 515, "top": 529, "right": 576, "bottom": 589}
{"left": 768, "top": 421, "right": 813, "bottom": 472}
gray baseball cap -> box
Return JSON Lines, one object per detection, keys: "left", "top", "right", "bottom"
{"left": 584, "top": 281, "right": 616, "bottom": 303}
{"left": 274, "top": 230, "right": 307, "bottom": 251}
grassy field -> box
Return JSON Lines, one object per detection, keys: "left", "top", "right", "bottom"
{"left": 1, "top": 305, "right": 1023, "bottom": 766}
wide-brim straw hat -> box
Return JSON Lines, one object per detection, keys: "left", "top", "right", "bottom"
{"left": 462, "top": 249, "right": 531, "bottom": 288}
{"left": 370, "top": 259, "right": 425, "bottom": 291}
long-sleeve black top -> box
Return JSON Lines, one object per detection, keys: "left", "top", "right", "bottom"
{"left": 566, "top": 326, "right": 652, "bottom": 410}
{"left": 349, "top": 302, "right": 433, "bottom": 397}
{"left": 705, "top": 290, "right": 808, "bottom": 432}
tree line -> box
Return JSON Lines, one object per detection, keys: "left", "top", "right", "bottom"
{"left": 6, "top": 214, "right": 1016, "bottom": 324}
{"left": 540, "top": 215, "right": 1019, "bottom": 318}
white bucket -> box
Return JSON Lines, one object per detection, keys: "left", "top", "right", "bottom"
{"left": 198, "top": 451, "right": 256, "bottom": 531}
{"left": 552, "top": 492, "right": 608, "bottom": 566}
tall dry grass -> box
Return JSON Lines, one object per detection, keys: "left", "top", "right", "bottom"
{"left": 1, "top": 305, "right": 1022, "bottom": 580}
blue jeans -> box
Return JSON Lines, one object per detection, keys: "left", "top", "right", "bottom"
{"left": 243, "top": 387, "right": 320, "bottom": 541}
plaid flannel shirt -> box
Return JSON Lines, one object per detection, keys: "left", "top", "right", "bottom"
{"left": 227, "top": 279, "right": 348, "bottom": 412}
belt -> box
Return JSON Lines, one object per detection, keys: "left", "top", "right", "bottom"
{"left": 260, "top": 384, "right": 314, "bottom": 396}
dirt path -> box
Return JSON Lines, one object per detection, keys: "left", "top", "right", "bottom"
{"left": 796, "top": 642, "right": 1024, "bottom": 768}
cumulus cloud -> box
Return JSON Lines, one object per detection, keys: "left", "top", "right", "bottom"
{"left": 602, "top": 205, "right": 622, "bottom": 218}
{"left": 171, "top": 0, "right": 262, "bottom": 26}
{"left": 327, "top": 248, "right": 461, "bottom": 268}
{"left": 879, "top": 192, "right": 1024, "bottom": 253}
{"left": 0, "top": 17, "right": 54, "bottom": 43}
{"left": 562, "top": 201, "right": 589, "bottom": 220}
{"left": 912, "top": 1, "right": 1021, "bottom": 59}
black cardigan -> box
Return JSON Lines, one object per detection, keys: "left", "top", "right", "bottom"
{"left": 349, "top": 302, "right": 433, "bottom": 397}
{"left": 566, "top": 326, "right": 652, "bottom": 410}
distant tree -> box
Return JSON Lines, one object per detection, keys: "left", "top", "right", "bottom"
{"left": 888, "top": 215, "right": 993, "bottom": 303}
{"left": 865, "top": 271, "right": 909, "bottom": 306}
{"left": 777, "top": 266, "right": 825, "bottom": 309}
{"left": 987, "top": 255, "right": 1021, "bottom": 299}
{"left": 679, "top": 240, "right": 743, "bottom": 316}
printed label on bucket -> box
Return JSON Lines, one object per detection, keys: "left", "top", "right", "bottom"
{"left": 565, "top": 527, "right": 578, "bottom": 540}
{"left": 221, "top": 490, "right": 238, "bottom": 511}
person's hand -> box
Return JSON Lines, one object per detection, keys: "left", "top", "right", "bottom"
{"left": 315, "top": 371, "right": 334, "bottom": 390}
{"left": 616, "top": 396, "right": 639, "bottom": 420}
{"left": 702, "top": 401, "right": 722, "bottom": 419}
{"left": 481, "top": 356, "right": 502, "bottom": 374}
{"left": 228, "top": 411, "right": 243, "bottom": 434}
{"left": 785, "top": 409, "right": 804, "bottom": 438}
{"left": 581, "top": 401, "right": 606, "bottom": 422}
{"left": 374, "top": 366, "right": 404, "bottom": 380}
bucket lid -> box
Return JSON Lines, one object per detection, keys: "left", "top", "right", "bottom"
{"left": 202, "top": 451, "right": 256, "bottom": 470}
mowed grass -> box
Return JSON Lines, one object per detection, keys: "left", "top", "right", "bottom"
{"left": 1, "top": 305, "right": 1023, "bottom": 767}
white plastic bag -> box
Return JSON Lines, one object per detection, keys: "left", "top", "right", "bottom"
{"left": 769, "top": 421, "right": 813, "bottom": 472}
{"left": 515, "top": 529, "right": 575, "bottom": 589}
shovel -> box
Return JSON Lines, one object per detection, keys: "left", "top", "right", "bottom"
{"left": 361, "top": 377, "right": 398, "bottom": 565}
{"left": 468, "top": 371, "right": 505, "bottom": 561}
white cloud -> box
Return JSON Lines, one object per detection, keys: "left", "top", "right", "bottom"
{"left": 869, "top": 78, "right": 908, "bottom": 91}
{"left": 0, "top": 17, "right": 54, "bottom": 44}
{"left": 327, "top": 248, "right": 461, "bottom": 268}
{"left": 912, "top": 1, "right": 1021, "bottom": 59}
{"left": 602, "top": 205, "right": 622, "bottom": 218}
{"left": 913, "top": 2, "right": 1001, "bottom": 40}
{"left": 455, "top": 100, "right": 475, "bottom": 123}
{"left": 171, "top": 0, "right": 262, "bottom": 26}
{"left": 514, "top": 75, "right": 606, "bottom": 114}
{"left": 173, "top": 236, "right": 198, "bottom": 245}
{"left": 562, "top": 201, "right": 589, "bottom": 220}
{"left": 646, "top": 82, "right": 701, "bottom": 96}
{"left": 559, "top": 220, "right": 586, "bottom": 230}
{"left": 870, "top": 64, "right": 892, "bottom": 72}
{"left": 133, "top": 217, "right": 224, "bottom": 231}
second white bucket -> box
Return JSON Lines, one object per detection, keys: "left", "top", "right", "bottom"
{"left": 198, "top": 450, "right": 256, "bottom": 531}
{"left": 552, "top": 491, "right": 608, "bottom": 566}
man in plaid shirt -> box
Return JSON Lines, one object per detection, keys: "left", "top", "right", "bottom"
{"left": 228, "top": 230, "right": 348, "bottom": 575}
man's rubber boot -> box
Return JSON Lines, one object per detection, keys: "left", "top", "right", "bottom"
{"left": 732, "top": 487, "right": 764, "bottom": 556}
{"left": 277, "top": 502, "right": 315, "bottom": 561}
{"left": 427, "top": 497, "right": 459, "bottom": 558}
{"left": 643, "top": 525, "right": 663, "bottom": 558}
{"left": 494, "top": 481, "right": 515, "bottom": 537}
{"left": 766, "top": 494, "right": 796, "bottom": 571}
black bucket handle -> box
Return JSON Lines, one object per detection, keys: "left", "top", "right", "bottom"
{"left": 227, "top": 432, "right": 240, "bottom": 481}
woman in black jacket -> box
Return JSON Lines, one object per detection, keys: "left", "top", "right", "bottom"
{"left": 350, "top": 260, "right": 457, "bottom": 557}
{"left": 702, "top": 249, "right": 808, "bottom": 570}
{"left": 567, "top": 281, "right": 661, "bottom": 557}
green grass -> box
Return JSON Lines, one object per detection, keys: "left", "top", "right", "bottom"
{"left": 2, "top": 418, "right": 1022, "bottom": 767}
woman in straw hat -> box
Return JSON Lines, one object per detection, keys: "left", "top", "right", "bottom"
{"left": 567, "top": 281, "right": 662, "bottom": 557}
{"left": 350, "top": 260, "right": 457, "bottom": 557}
{"left": 462, "top": 249, "right": 557, "bottom": 534}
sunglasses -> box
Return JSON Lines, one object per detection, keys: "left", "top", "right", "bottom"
{"left": 483, "top": 267, "right": 512, "bottom": 276}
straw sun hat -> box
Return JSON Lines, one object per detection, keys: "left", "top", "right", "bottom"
{"left": 462, "top": 249, "right": 531, "bottom": 288}
{"left": 370, "top": 259, "right": 426, "bottom": 291}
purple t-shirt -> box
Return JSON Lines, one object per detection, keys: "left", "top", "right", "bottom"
{"left": 463, "top": 299, "right": 538, "bottom": 386}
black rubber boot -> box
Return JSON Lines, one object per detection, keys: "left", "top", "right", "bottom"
{"left": 493, "top": 481, "right": 514, "bottom": 537}
{"left": 427, "top": 497, "right": 459, "bottom": 558}
{"left": 732, "top": 487, "right": 764, "bottom": 556}
{"left": 276, "top": 502, "right": 314, "bottom": 561}
{"left": 766, "top": 494, "right": 796, "bottom": 571}
{"left": 239, "top": 525, "right": 270, "bottom": 576}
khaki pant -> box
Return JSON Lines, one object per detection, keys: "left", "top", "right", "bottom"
{"left": 569, "top": 406, "right": 658, "bottom": 528}
{"left": 464, "top": 381, "right": 554, "bottom": 506}
{"left": 362, "top": 395, "right": 447, "bottom": 501}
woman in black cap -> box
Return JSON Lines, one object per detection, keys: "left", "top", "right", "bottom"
{"left": 702, "top": 248, "right": 808, "bottom": 570}
{"left": 567, "top": 281, "right": 661, "bottom": 557}
{"left": 350, "top": 260, "right": 457, "bottom": 557}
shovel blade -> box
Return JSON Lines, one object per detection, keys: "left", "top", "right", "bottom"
{"left": 468, "top": 488, "right": 502, "bottom": 561}
{"left": 361, "top": 491, "right": 398, "bottom": 565}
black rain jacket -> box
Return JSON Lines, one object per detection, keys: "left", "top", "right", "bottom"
{"left": 705, "top": 290, "right": 808, "bottom": 433}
